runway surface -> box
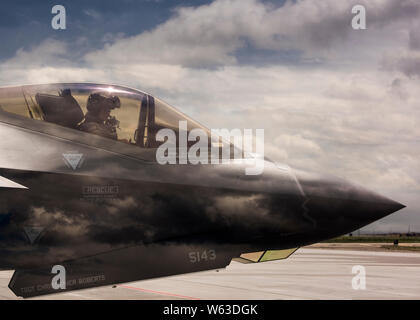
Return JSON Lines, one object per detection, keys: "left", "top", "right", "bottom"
{"left": 1, "top": 247, "right": 420, "bottom": 300}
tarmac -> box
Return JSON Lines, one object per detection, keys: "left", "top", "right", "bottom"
{"left": 1, "top": 244, "right": 420, "bottom": 300}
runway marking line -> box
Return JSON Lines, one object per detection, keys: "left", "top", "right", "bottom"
{"left": 117, "top": 284, "right": 200, "bottom": 300}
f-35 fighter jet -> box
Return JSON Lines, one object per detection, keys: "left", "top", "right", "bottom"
{"left": 0, "top": 83, "right": 404, "bottom": 297}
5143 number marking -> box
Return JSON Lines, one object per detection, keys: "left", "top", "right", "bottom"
{"left": 188, "top": 249, "right": 216, "bottom": 263}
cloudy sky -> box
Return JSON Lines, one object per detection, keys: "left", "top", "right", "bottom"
{"left": 0, "top": 0, "right": 419, "bottom": 233}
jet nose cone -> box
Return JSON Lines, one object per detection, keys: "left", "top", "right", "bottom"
{"left": 293, "top": 169, "right": 406, "bottom": 232}
{"left": 364, "top": 193, "right": 405, "bottom": 220}
{"left": 379, "top": 197, "right": 405, "bottom": 214}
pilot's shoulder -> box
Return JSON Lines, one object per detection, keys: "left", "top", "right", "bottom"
{"left": 79, "top": 121, "right": 100, "bottom": 130}
{"left": 79, "top": 121, "right": 117, "bottom": 139}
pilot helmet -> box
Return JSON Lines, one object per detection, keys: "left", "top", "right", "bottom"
{"left": 86, "top": 92, "right": 121, "bottom": 114}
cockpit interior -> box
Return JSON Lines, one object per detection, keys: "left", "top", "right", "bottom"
{"left": 0, "top": 83, "right": 214, "bottom": 150}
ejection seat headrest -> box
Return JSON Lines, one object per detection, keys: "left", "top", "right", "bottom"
{"left": 35, "top": 89, "right": 84, "bottom": 128}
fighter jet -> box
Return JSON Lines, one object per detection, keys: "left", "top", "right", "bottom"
{"left": 0, "top": 83, "right": 404, "bottom": 298}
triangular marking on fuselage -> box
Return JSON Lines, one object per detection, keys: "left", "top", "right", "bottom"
{"left": 63, "top": 153, "right": 84, "bottom": 170}
{"left": 23, "top": 226, "right": 45, "bottom": 244}
{"left": 0, "top": 175, "right": 28, "bottom": 189}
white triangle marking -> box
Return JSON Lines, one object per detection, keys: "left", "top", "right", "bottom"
{"left": 63, "top": 153, "right": 84, "bottom": 170}
{"left": 0, "top": 176, "right": 28, "bottom": 189}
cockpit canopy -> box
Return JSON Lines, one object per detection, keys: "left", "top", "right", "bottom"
{"left": 0, "top": 83, "right": 214, "bottom": 150}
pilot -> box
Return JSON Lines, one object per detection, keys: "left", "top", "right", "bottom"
{"left": 78, "top": 92, "right": 121, "bottom": 140}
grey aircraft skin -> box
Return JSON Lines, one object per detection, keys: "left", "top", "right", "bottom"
{"left": 0, "top": 83, "right": 404, "bottom": 298}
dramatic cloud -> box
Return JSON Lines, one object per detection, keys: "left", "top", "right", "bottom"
{"left": 84, "top": 0, "right": 420, "bottom": 68}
